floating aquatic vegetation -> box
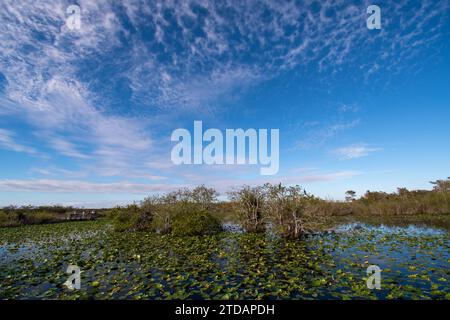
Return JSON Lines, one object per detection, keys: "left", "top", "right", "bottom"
{"left": 0, "top": 220, "right": 448, "bottom": 300}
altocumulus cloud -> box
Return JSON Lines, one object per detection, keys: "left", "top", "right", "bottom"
{"left": 0, "top": 0, "right": 448, "bottom": 197}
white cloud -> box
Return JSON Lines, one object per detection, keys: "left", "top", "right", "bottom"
{"left": 1, "top": 0, "right": 447, "bottom": 113}
{"left": 334, "top": 144, "right": 382, "bottom": 160}
{"left": 0, "top": 128, "right": 36, "bottom": 155}
{"left": 339, "top": 103, "right": 360, "bottom": 113}
{"left": 0, "top": 179, "right": 180, "bottom": 194}
{"left": 0, "top": 170, "right": 360, "bottom": 194}
{"left": 49, "top": 137, "right": 90, "bottom": 159}
{"left": 211, "top": 170, "right": 362, "bottom": 193}
{"left": 297, "top": 119, "right": 361, "bottom": 150}
{"left": 0, "top": 0, "right": 447, "bottom": 194}
{"left": 0, "top": 0, "right": 152, "bottom": 165}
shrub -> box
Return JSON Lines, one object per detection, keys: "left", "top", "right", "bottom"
{"left": 0, "top": 210, "right": 15, "bottom": 227}
{"left": 357, "top": 188, "right": 450, "bottom": 216}
{"left": 264, "top": 184, "right": 329, "bottom": 238}
{"left": 110, "top": 186, "right": 221, "bottom": 234}
{"left": 228, "top": 186, "right": 266, "bottom": 233}
{"left": 171, "top": 203, "right": 222, "bottom": 236}
{"left": 148, "top": 186, "right": 219, "bottom": 234}
{"left": 430, "top": 177, "right": 450, "bottom": 193}
{"left": 0, "top": 210, "right": 60, "bottom": 227}
{"left": 26, "top": 211, "right": 57, "bottom": 224}
{"left": 148, "top": 192, "right": 181, "bottom": 234}
{"left": 109, "top": 204, "right": 154, "bottom": 232}
{"left": 189, "top": 185, "right": 219, "bottom": 211}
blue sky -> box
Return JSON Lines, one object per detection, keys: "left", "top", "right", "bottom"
{"left": 0, "top": 0, "right": 449, "bottom": 207}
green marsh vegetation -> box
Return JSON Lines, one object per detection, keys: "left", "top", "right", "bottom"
{"left": 108, "top": 185, "right": 222, "bottom": 236}
{"left": 0, "top": 178, "right": 449, "bottom": 300}
{"left": 0, "top": 206, "right": 107, "bottom": 228}
{"left": 0, "top": 219, "right": 448, "bottom": 300}
{"left": 0, "top": 206, "right": 74, "bottom": 227}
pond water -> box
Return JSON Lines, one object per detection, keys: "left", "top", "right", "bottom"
{"left": 0, "top": 220, "right": 448, "bottom": 300}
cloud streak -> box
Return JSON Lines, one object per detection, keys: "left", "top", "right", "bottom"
{"left": 334, "top": 144, "right": 382, "bottom": 160}
{"left": 0, "top": 128, "right": 36, "bottom": 155}
{"left": 0, "top": 0, "right": 448, "bottom": 204}
{"left": 296, "top": 119, "right": 361, "bottom": 150}
{"left": 0, "top": 170, "right": 360, "bottom": 194}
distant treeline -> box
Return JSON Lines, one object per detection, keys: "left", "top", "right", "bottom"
{"left": 0, "top": 206, "right": 107, "bottom": 227}
{"left": 336, "top": 185, "right": 450, "bottom": 216}
{"left": 1, "top": 178, "right": 449, "bottom": 235}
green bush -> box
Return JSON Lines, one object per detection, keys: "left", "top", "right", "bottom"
{"left": 264, "top": 184, "right": 330, "bottom": 238}
{"left": 109, "top": 205, "right": 153, "bottom": 232}
{"left": 0, "top": 210, "right": 15, "bottom": 227}
{"left": 228, "top": 186, "right": 266, "bottom": 233}
{"left": 108, "top": 188, "right": 221, "bottom": 235}
{"left": 25, "top": 211, "right": 57, "bottom": 224}
{"left": 147, "top": 186, "right": 219, "bottom": 235}
{"left": 171, "top": 204, "right": 222, "bottom": 236}
{"left": 0, "top": 210, "right": 60, "bottom": 227}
